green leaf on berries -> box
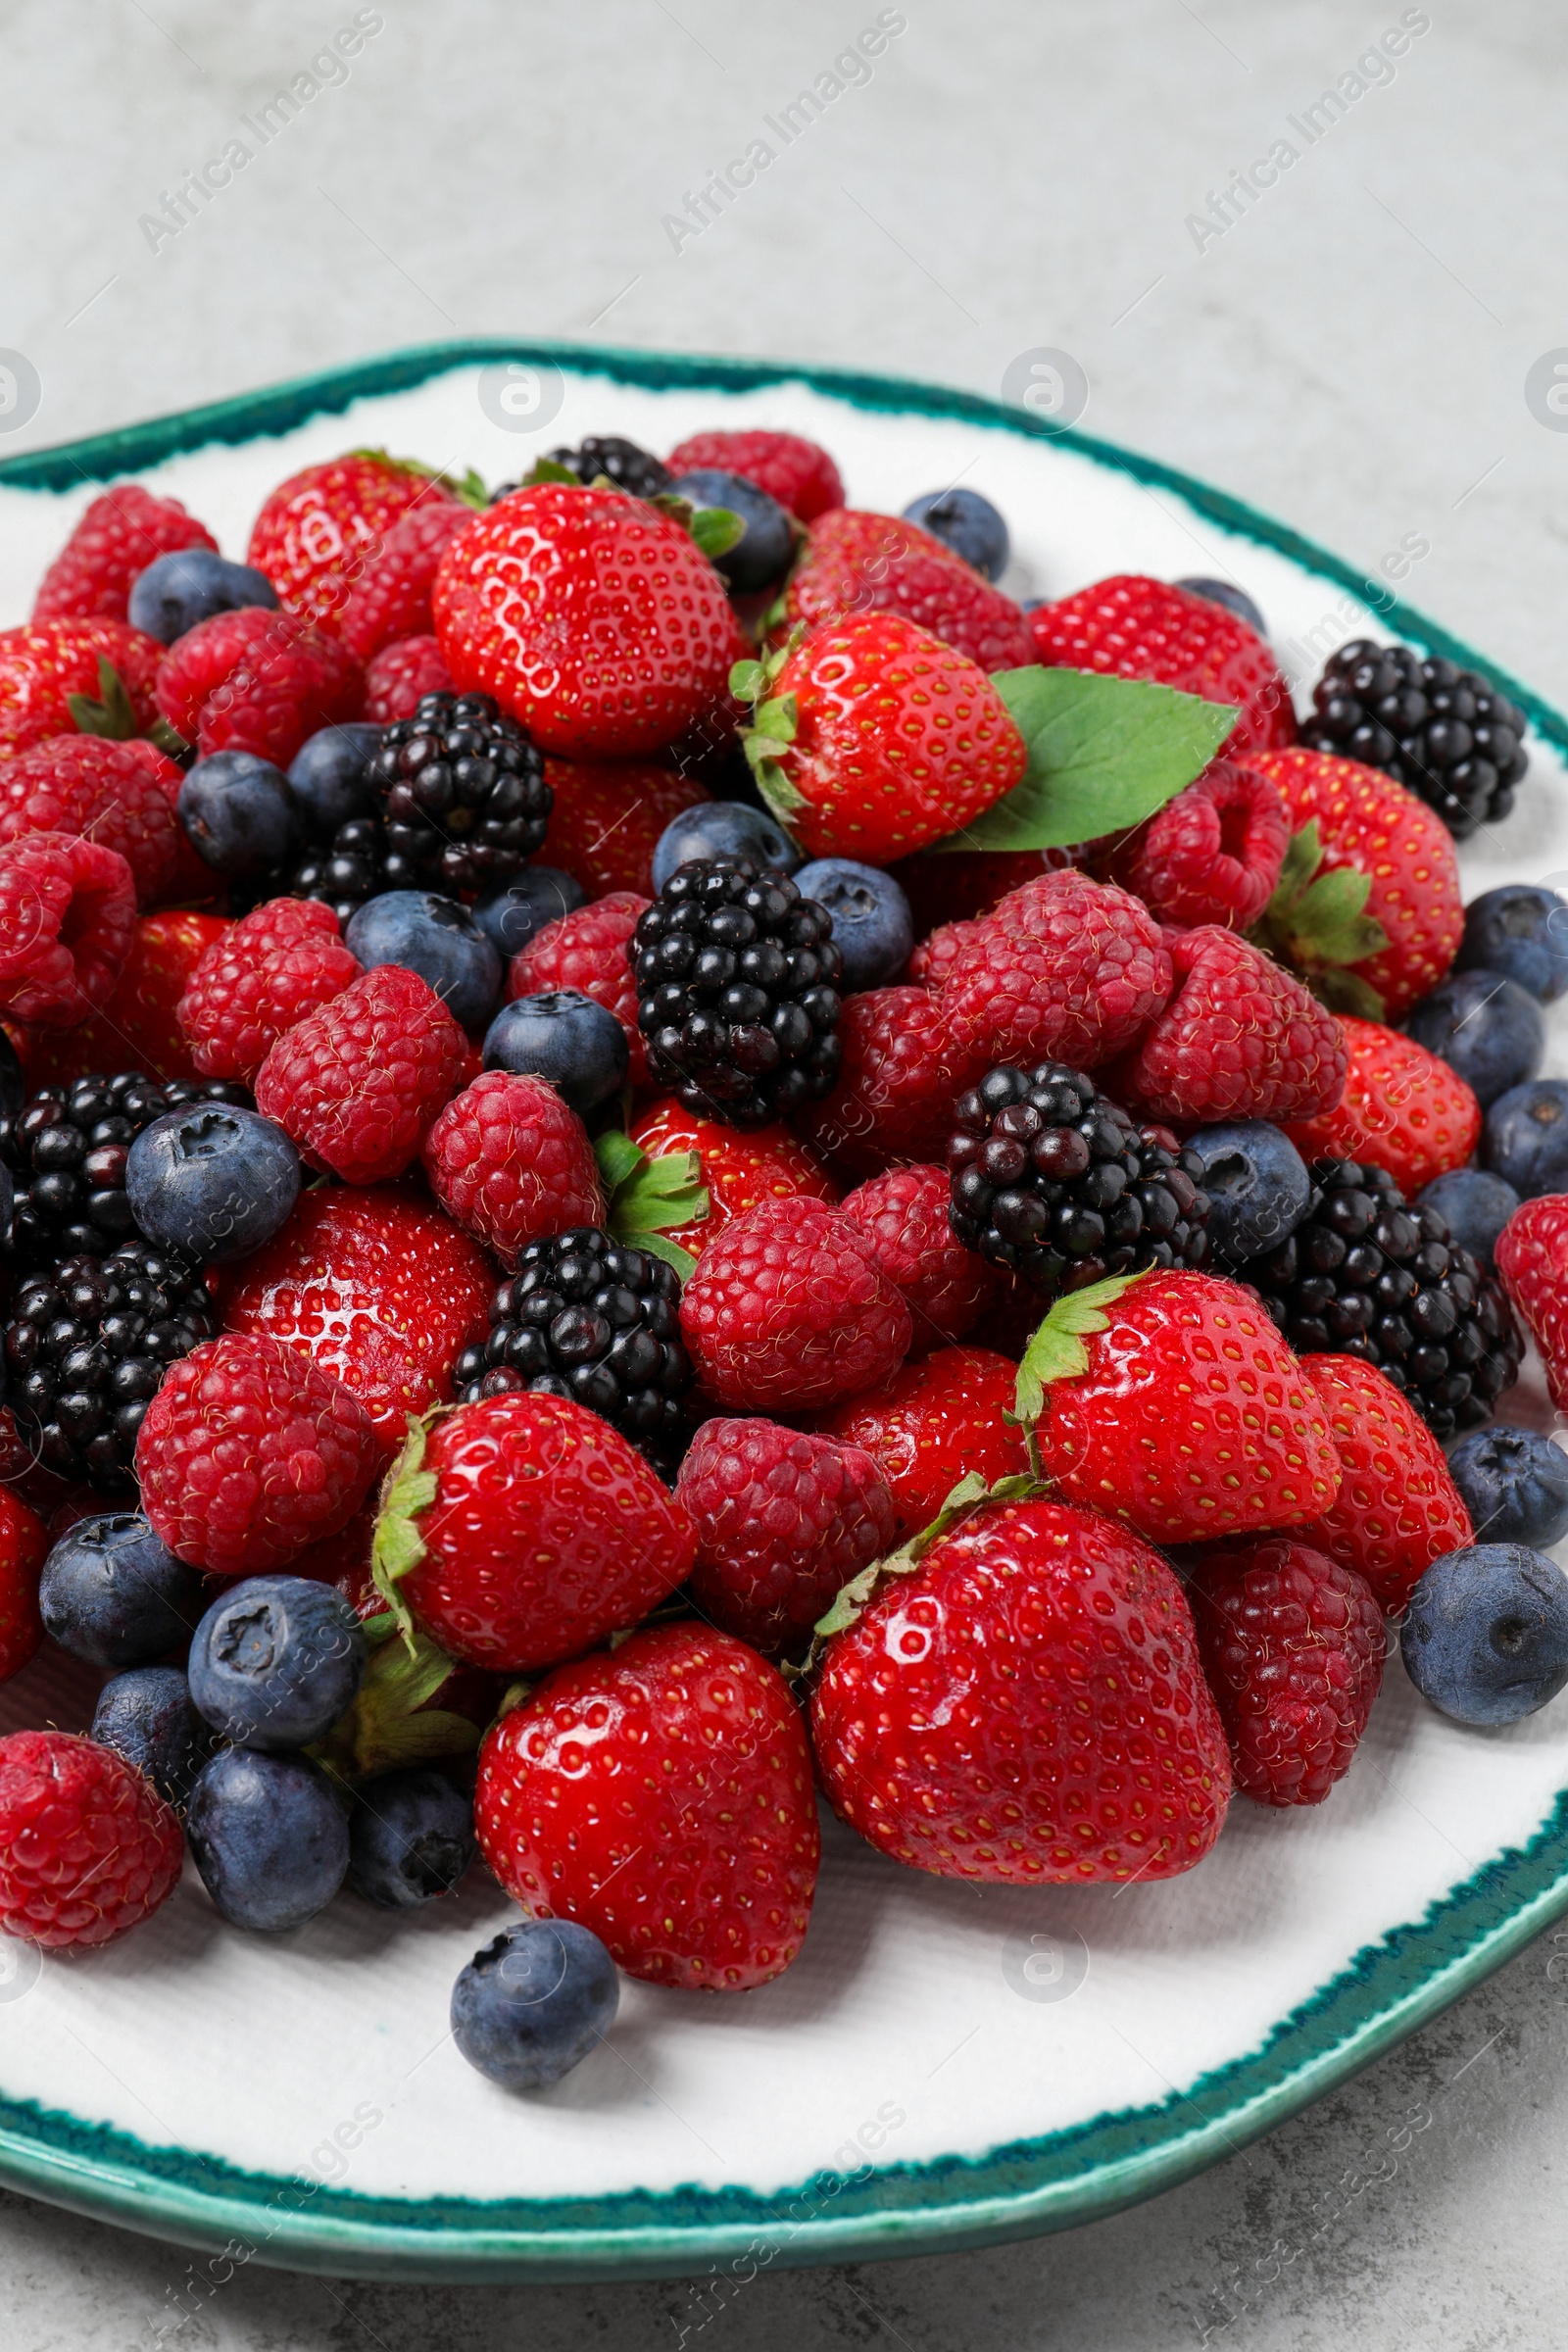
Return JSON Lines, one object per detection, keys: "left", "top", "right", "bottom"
{"left": 1012, "top": 1271, "right": 1150, "bottom": 1427}
{"left": 67, "top": 658, "right": 139, "bottom": 742}
{"left": 368, "top": 1415, "right": 440, "bottom": 1646}
{"left": 522, "top": 456, "right": 582, "bottom": 487}
{"left": 690, "top": 507, "right": 746, "bottom": 561}
{"left": 596, "top": 1131, "right": 709, "bottom": 1279}
{"left": 933, "top": 666, "right": 1238, "bottom": 854}
{"left": 1250, "top": 821, "right": 1390, "bottom": 1018}
{"left": 308, "top": 1610, "right": 479, "bottom": 1785}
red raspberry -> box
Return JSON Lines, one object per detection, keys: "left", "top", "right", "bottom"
{"left": 136, "top": 1331, "right": 380, "bottom": 1574}
{"left": 363, "top": 632, "right": 454, "bottom": 723}
{"left": 796, "top": 985, "right": 983, "bottom": 1178}
{"left": 1295, "top": 1354, "right": 1473, "bottom": 1612}
{"left": 675, "top": 1416, "right": 894, "bottom": 1658}
{"left": 254, "top": 964, "right": 468, "bottom": 1185}
{"left": 506, "top": 891, "right": 649, "bottom": 1085}
{"left": 1115, "top": 926, "right": 1348, "bottom": 1125}
{"left": 678, "top": 1194, "right": 911, "bottom": 1411}
{"left": 0, "top": 734, "right": 182, "bottom": 907}
{"left": 177, "top": 897, "right": 361, "bottom": 1084}
{"left": 1496, "top": 1194, "right": 1568, "bottom": 1412}
{"left": 0, "top": 1487, "right": 47, "bottom": 1688}
{"left": 841, "top": 1162, "right": 999, "bottom": 1354}
{"left": 542, "top": 757, "right": 709, "bottom": 899}
{"left": 938, "top": 872, "right": 1173, "bottom": 1072}
{"left": 1102, "top": 758, "right": 1291, "bottom": 931}
{"left": 816, "top": 1344, "right": 1027, "bottom": 1540}
{"left": 664, "top": 427, "right": 845, "bottom": 520}
{"left": 32, "top": 486, "right": 216, "bottom": 624}
{"left": 1284, "top": 1014, "right": 1480, "bottom": 1197}
{"left": 338, "top": 501, "right": 477, "bottom": 662}
{"left": 0, "top": 833, "right": 137, "bottom": 1028}
{"left": 1030, "top": 575, "right": 1297, "bottom": 760}
{"left": 153, "top": 606, "right": 362, "bottom": 765}
{"left": 421, "top": 1070, "right": 603, "bottom": 1266}
{"left": 906, "top": 917, "right": 982, "bottom": 989}
{"left": 1189, "top": 1540, "right": 1385, "bottom": 1806}
{"left": 20, "top": 909, "right": 228, "bottom": 1087}
{"left": 0, "top": 618, "right": 165, "bottom": 761}
{"left": 0, "top": 1731, "right": 184, "bottom": 1947}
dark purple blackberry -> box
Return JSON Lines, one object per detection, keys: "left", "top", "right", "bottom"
{"left": 281, "top": 813, "right": 414, "bottom": 926}
{"left": 4, "top": 1240, "right": 217, "bottom": 1490}
{"left": 947, "top": 1062, "right": 1212, "bottom": 1299}
{"left": 365, "top": 692, "right": 550, "bottom": 895}
{"left": 2, "top": 1072, "right": 249, "bottom": 1275}
{"left": 1234, "top": 1156, "right": 1524, "bottom": 1439}
{"left": 631, "top": 858, "right": 843, "bottom": 1130}
{"left": 453, "top": 1229, "right": 692, "bottom": 1478}
{"left": 543, "top": 436, "right": 673, "bottom": 500}
{"left": 1304, "top": 638, "right": 1529, "bottom": 839}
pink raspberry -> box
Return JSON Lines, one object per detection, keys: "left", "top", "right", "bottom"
{"left": 1114, "top": 926, "right": 1347, "bottom": 1125}
{"left": 421, "top": 1069, "right": 604, "bottom": 1266}
{"left": 0, "top": 733, "right": 183, "bottom": 906}
{"left": 938, "top": 871, "right": 1174, "bottom": 1071}
{"left": 1103, "top": 758, "right": 1291, "bottom": 931}
{"left": 154, "top": 606, "right": 362, "bottom": 765}
{"left": 136, "top": 1331, "right": 380, "bottom": 1575}
{"left": 363, "top": 633, "right": 453, "bottom": 722}
{"left": 679, "top": 1195, "right": 912, "bottom": 1411}
{"left": 906, "top": 917, "right": 982, "bottom": 989}
{"left": 841, "top": 1161, "right": 1000, "bottom": 1354}
{"left": 254, "top": 964, "right": 469, "bottom": 1184}
{"left": 795, "top": 985, "right": 983, "bottom": 1178}
{"left": 663, "top": 428, "right": 845, "bottom": 521}
{"left": 0, "top": 1731, "right": 184, "bottom": 1947}
{"left": 1496, "top": 1194, "right": 1568, "bottom": 1412}
{"left": 0, "top": 832, "right": 137, "bottom": 1027}
{"left": 339, "top": 503, "right": 478, "bottom": 662}
{"left": 675, "top": 1416, "right": 895, "bottom": 1657}
{"left": 507, "top": 891, "right": 650, "bottom": 1084}
{"left": 176, "top": 897, "right": 362, "bottom": 1083}
{"left": 31, "top": 484, "right": 216, "bottom": 625}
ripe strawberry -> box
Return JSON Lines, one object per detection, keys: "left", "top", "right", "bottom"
{"left": 177, "top": 897, "right": 361, "bottom": 1084}
{"left": 1293, "top": 1353, "right": 1473, "bottom": 1611}
{"left": 841, "top": 1162, "right": 1000, "bottom": 1353}
{"left": 810, "top": 1494, "right": 1231, "bottom": 1884}
{"left": 0, "top": 733, "right": 182, "bottom": 907}
{"left": 476, "top": 1622, "right": 818, "bottom": 1988}
{"left": 1021, "top": 1269, "right": 1342, "bottom": 1545}
{"left": 0, "top": 1486, "right": 47, "bottom": 1687}
{"left": 816, "top": 1344, "right": 1027, "bottom": 1540}
{"left": 15, "top": 909, "right": 228, "bottom": 1086}
{"left": 153, "top": 606, "right": 362, "bottom": 767}
{"left": 937, "top": 871, "right": 1173, "bottom": 1072}
{"left": 0, "top": 1731, "right": 184, "bottom": 1946}
{"left": 433, "top": 482, "right": 747, "bottom": 759}
{"left": 363, "top": 633, "right": 454, "bottom": 722}
{"left": 542, "top": 757, "right": 710, "bottom": 899}
{"left": 1283, "top": 1014, "right": 1480, "bottom": 1196}
{"left": 1495, "top": 1194, "right": 1568, "bottom": 1412}
{"left": 32, "top": 485, "right": 216, "bottom": 624}
{"left": 795, "top": 984, "right": 984, "bottom": 1178}
{"left": 679, "top": 1194, "right": 911, "bottom": 1410}
{"left": 0, "top": 833, "right": 137, "bottom": 1028}
{"left": 506, "top": 890, "right": 649, "bottom": 1084}
{"left": 664, "top": 427, "right": 844, "bottom": 520}
{"left": 1098, "top": 756, "right": 1290, "bottom": 931}
{"left": 421, "top": 1070, "right": 604, "bottom": 1266}
{"left": 1112, "top": 926, "right": 1347, "bottom": 1126}
{"left": 627, "top": 1093, "right": 837, "bottom": 1257}
{"left": 0, "top": 618, "right": 165, "bottom": 762}
{"left": 247, "top": 453, "right": 457, "bottom": 632}
{"left": 255, "top": 964, "right": 470, "bottom": 1186}
{"left": 1029, "top": 575, "right": 1296, "bottom": 760}
{"left": 219, "top": 1187, "right": 494, "bottom": 1454}
{"left": 782, "top": 510, "right": 1035, "bottom": 673}
{"left": 374, "top": 1392, "right": 696, "bottom": 1671}
{"left": 338, "top": 499, "right": 478, "bottom": 662}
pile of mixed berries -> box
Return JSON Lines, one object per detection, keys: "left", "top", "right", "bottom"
{"left": 0, "top": 428, "right": 1565, "bottom": 2096}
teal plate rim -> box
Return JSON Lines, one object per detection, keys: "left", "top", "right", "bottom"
{"left": 1, "top": 339, "right": 1565, "bottom": 2285}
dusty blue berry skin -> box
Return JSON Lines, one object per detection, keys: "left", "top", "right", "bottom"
{"left": 1483, "top": 1079, "right": 1568, "bottom": 1199}
{"left": 903, "top": 487, "right": 1010, "bottom": 581}
{"left": 185, "top": 1747, "right": 350, "bottom": 1932}
{"left": 473, "top": 867, "right": 586, "bottom": 959}
{"left": 1401, "top": 1544, "right": 1568, "bottom": 1726}
{"left": 188, "top": 1577, "right": 368, "bottom": 1751}
{"left": 1417, "top": 1168, "right": 1520, "bottom": 1269}
{"left": 672, "top": 468, "right": 794, "bottom": 593}
{"left": 1174, "top": 576, "right": 1266, "bottom": 635}
{"left": 347, "top": 1769, "right": 477, "bottom": 1909}
{"left": 128, "top": 549, "right": 278, "bottom": 645}
{"left": 346, "top": 891, "right": 502, "bottom": 1031}
{"left": 178, "top": 752, "right": 304, "bottom": 877}
{"left": 92, "top": 1666, "right": 216, "bottom": 1805}
{"left": 1447, "top": 1428, "right": 1568, "bottom": 1550}
{"left": 451, "top": 1919, "right": 619, "bottom": 2090}
{"left": 40, "top": 1513, "right": 207, "bottom": 1670}
{"left": 651, "top": 802, "right": 802, "bottom": 893}
{"left": 126, "top": 1102, "right": 300, "bottom": 1265}
{"left": 793, "top": 858, "right": 912, "bottom": 992}
{"left": 1403, "top": 968, "right": 1544, "bottom": 1107}
{"left": 1183, "top": 1122, "right": 1311, "bottom": 1262}
{"left": 483, "top": 990, "right": 627, "bottom": 1113}
{"left": 1457, "top": 884, "right": 1568, "bottom": 1003}
{"left": 286, "top": 723, "right": 383, "bottom": 838}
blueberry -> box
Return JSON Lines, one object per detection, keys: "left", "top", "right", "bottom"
{"left": 1457, "top": 885, "right": 1568, "bottom": 1004}
{"left": 483, "top": 990, "right": 627, "bottom": 1113}
{"left": 793, "top": 858, "right": 913, "bottom": 991}
{"left": 1181, "top": 1122, "right": 1311, "bottom": 1260}
{"left": 345, "top": 891, "right": 502, "bottom": 1031}
{"left": 92, "top": 1665, "right": 216, "bottom": 1805}
{"left": 1403, "top": 968, "right": 1544, "bottom": 1106}
{"left": 1416, "top": 1168, "right": 1520, "bottom": 1269}
{"left": 903, "top": 488, "right": 1010, "bottom": 580}
{"left": 651, "top": 801, "right": 802, "bottom": 893}
{"left": 178, "top": 752, "right": 304, "bottom": 877}
{"left": 1447, "top": 1428, "right": 1568, "bottom": 1550}
{"left": 127, "top": 549, "right": 278, "bottom": 645}
{"left": 671, "top": 468, "right": 794, "bottom": 593}
{"left": 185, "top": 1746, "right": 350, "bottom": 1932}
{"left": 39, "top": 1512, "right": 207, "bottom": 1669}
{"left": 1174, "top": 576, "right": 1267, "bottom": 635}
{"left": 1401, "top": 1543, "right": 1568, "bottom": 1725}
{"left": 472, "top": 867, "right": 587, "bottom": 959}
{"left": 125, "top": 1102, "right": 300, "bottom": 1264}
{"left": 451, "top": 1919, "right": 619, "bottom": 2091}
{"left": 187, "top": 1576, "right": 368, "bottom": 1751}
{"left": 1483, "top": 1079, "right": 1568, "bottom": 1199}
{"left": 347, "top": 1768, "right": 477, "bottom": 1909}
{"left": 286, "top": 723, "right": 384, "bottom": 839}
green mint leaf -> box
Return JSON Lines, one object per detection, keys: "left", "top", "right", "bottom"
{"left": 690, "top": 506, "right": 746, "bottom": 561}
{"left": 66, "top": 658, "right": 138, "bottom": 742}
{"left": 1013, "top": 1271, "right": 1149, "bottom": 1425}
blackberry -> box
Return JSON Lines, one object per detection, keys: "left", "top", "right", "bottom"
{"left": 280, "top": 813, "right": 412, "bottom": 926}
{"left": 1305, "top": 638, "right": 1529, "bottom": 839}
{"left": 365, "top": 692, "right": 551, "bottom": 895}
{"left": 947, "top": 1063, "right": 1212, "bottom": 1300}
{"left": 1233, "top": 1157, "right": 1524, "bottom": 1440}
{"left": 2, "top": 1072, "right": 249, "bottom": 1274}
{"left": 4, "top": 1240, "right": 217, "bottom": 1490}
{"left": 543, "top": 436, "right": 673, "bottom": 500}
{"left": 454, "top": 1230, "right": 692, "bottom": 1479}
{"left": 631, "top": 858, "right": 843, "bottom": 1130}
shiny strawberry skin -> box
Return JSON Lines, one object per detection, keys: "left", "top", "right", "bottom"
{"left": 0, "top": 619, "right": 165, "bottom": 761}
{"left": 247, "top": 455, "right": 454, "bottom": 633}
{"left": 628, "top": 1093, "right": 838, "bottom": 1257}
{"left": 1496, "top": 1194, "right": 1568, "bottom": 1413}
{"left": 1283, "top": 1015, "right": 1481, "bottom": 1196}
{"left": 1294, "top": 1352, "right": 1474, "bottom": 1612}
{"left": 815, "top": 1344, "right": 1027, "bottom": 1542}
{"left": 1029, "top": 575, "right": 1296, "bottom": 760}
{"left": 542, "top": 757, "right": 710, "bottom": 898}
{"left": 783, "top": 510, "right": 1035, "bottom": 674}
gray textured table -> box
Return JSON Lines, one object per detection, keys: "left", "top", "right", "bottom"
{"left": 2, "top": 2, "right": 1566, "bottom": 2342}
